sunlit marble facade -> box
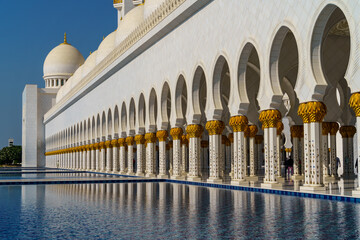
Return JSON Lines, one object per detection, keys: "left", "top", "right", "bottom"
{"left": 22, "top": 0, "right": 360, "bottom": 196}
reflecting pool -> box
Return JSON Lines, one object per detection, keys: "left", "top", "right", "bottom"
{"left": 0, "top": 183, "right": 359, "bottom": 239}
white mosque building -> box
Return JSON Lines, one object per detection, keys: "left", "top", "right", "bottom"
{"left": 22, "top": 0, "right": 360, "bottom": 195}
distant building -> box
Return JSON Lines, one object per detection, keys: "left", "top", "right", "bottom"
{"left": 8, "top": 138, "right": 14, "bottom": 147}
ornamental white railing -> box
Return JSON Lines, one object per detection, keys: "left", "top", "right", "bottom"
{"left": 46, "top": 0, "right": 186, "bottom": 120}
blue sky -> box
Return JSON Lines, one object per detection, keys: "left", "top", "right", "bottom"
{"left": 0, "top": 1, "right": 116, "bottom": 147}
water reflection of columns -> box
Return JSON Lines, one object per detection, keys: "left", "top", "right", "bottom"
{"left": 157, "top": 130, "right": 168, "bottom": 178}
{"left": 145, "top": 133, "right": 157, "bottom": 177}
{"left": 206, "top": 120, "right": 225, "bottom": 183}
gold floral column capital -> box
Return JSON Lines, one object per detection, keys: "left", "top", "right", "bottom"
{"left": 349, "top": 92, "right": 360, "bottom": 117}
{"left": 322, "top": 122, "right": 331, "bottom": 136}
{"left": 170, "top": 128, "right": 183, "bottom": 140}
{"left": 248, "top": 125, "right": 258, "bottom": 138}
{"left": 340, "top": 125, "right": 357, "bottom": 138}
{"left": 135, "top": 135, "right": 145, "bottom": 145}
{"left": 290, "top": 125, "right": 303, "bottom": 138}
{"left": 156, "top": 130, "right": 168, "bottom": 142}
{"left": 298, "top": 101, "right": 326, "bottom": 123}
{"left": 111, "top": 139, "right": 119, "bottom": 148}
{"left": 145, "top": 132, "right": 157, "bottom": 144}
{"left": 259, "top": 109, "right": 281, "bottom": 128}
{"left": 99, "top": 142, "right": 105, "bottom": 150}
{"left": 329, "top": 122, "right": 339, "bottom": 136}
{"left": 118, "top": 138, "right": 126, "bottom": 147}
{"left": 126, "top": 136, "right": 134, "bottom": 146}
{"left": 228, "top": 133, "right": 234, "bottom": 143}
{"left": 285, "top": 148, "right": 292, "bottom": 153}
{"left": 186, "top": 124, "right": 204, "bottom": 138}
{"left": 229, "top": 115, "right": 248, "bottom": 132}
{"left": 105, "top": 140, "right": 112, "bottom": 148}
{"left": 205, "top": 120, "right": 225, "bottom": 135}
{"left": 181, "top": 135, "right": 189, "bottom": 145}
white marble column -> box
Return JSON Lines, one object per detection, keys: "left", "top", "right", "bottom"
{"left": 329, "top": 122, "right": 339, "bottom": 178}
{"left": 186, "top": 125, "right": 203, "bottom": 181}
{"left": 145, "top": 133, "right": 156, "bottom": 177}
{"left": 340, "top": 126, "right": 356, "bottom": 179}
{"left": 170, "top": 128, "right": 185, "bottom": 180}
{"left": 259, "top": 109, "right": 283, "bottom": 189}
{"left": 112, "top": 139, "right": 119, "bottom": 172}
{"left": 276, "top": 122, "right": 284, "bottom": 183}
{"left": 201, "top": 140, "right": 209, "bottom": 180}
{"left": 126, "top": 137, "right": 135, "bottom": 175}
{"left": 255, "top": 135, "right": 263, "bottom": 175}
{"left": 100, "top": 142, "right": 106, "bottom": 172}
{"left": 157, "top": 130, "right": 168, "bottom": 179}
{"left": 118, "top": 138, "right": 126, "bottom": 174}
{"left": 290, "top": 125, "right": 303, "bottom": 180}
{"left": 95, "top": 143, "right": 100, "bottom": 171}
{"left": 135, "top": 135, "right": 145, "bottom": 176}
{"left": 349, "top": 93, "right": 360, "bottom": 196}
{"left": 299, "top": 102, "right": 327, "bottom": 191}
{"left": 86, "top": 145, "right": 91, "bottom": 171}
{"left": 322, "top": 123, "right": 331, "bottom": 180}
{"left": 248, "top": 125, "right": 258, "bottom": 181}
{"left": 229, "top": 116, "right": 248, "bottom": 185}
{"left": 228, "top": 133, "right": 234, "bottom": 178}
{"left": 90, "top": 144, "right": 96, "bottom": 171}
{"left": 206, "top": 120, "right": 225, "bottom": 184}
{"left": 181, "top": 135, "right": 189, "bottom": 176}
{"left": 105, "top": 140, "right": 113, "bottom": 173}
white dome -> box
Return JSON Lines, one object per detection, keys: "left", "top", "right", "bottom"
{"left": 144, "top": 0, "right": 167, "bottom": 19}
{"left": 96, "top": 32, "right": 116, "bottom": 64}
{"left": 69, "top": 65, "right": 84, "bottom": 89}
{"left": 115, "top": 5, "right": 144, "bottom": 46}
{"left": 56, "top": 65, "right": 84, "bottom": 103}
{"left": 82, "top": 51, "right": 98, "bottom": 78}
{"left": 43, "top": 42, "right": 84, "bottom": 79}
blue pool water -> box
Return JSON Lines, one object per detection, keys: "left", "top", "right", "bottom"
{"left": 0, "top": 172, "right": 127, "bottom": 180}
{"left": 0, "top": 182, "right": 359, "bottom": 239}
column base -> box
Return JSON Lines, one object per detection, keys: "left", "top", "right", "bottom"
{"left": 261, "top": 182, "right": 283, "bottom": 189}
{"left": 245, "top": 176, "right": 260, "bottom": 182}
{"left": 136, "top": 172, "right": 145, "bottom": 177}
{"left": 352, "top": 188, "right": 360, "bottom": 197}
{"left": 187, "top": 176, "right": 202, "bottom": 182}
{"left": 231, "top": 179, "right": 249, "bottom": 186}
{"left": 106, "top": 170, "right": 113, "bottom": 173}
{"left": 157, "top": 174, "right": 169, "bottom": 179}
{"left": 207, "top": 177, "right": 224, "bottom": 184}
{"left": 146, "top": 173, "right": 156, "bottom": 178}
{"left": 127, "top": 171, "right": 134, "bottom": 175}
{"left": 292, "top": 175, "right": 304, "bottom": 181}
{"left": 119, "top": 171, "right": 127, "bottom": 175}
{"left": 276, "top": 176, "right": 285, "bottom": 183}
{"left": 171, "top": 175, "right": 186, "bottom": 180}
{"left": 300, "top": 185, "right": 326, "bottom": 192}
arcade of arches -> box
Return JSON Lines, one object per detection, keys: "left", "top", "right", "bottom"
{"left": 45, "top": 5, "right": 360, "bottom": 194}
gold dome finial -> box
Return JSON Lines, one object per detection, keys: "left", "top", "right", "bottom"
{"left": 61, "top": 32, "right": 70, "bottom": 45}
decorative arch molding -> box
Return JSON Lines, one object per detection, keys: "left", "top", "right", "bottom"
{"left": 191, "top": 65, "right": 207, "bottom": 124}
{"left": 160, "top": 81, "right": 171, "bottom": 129}
{"left": 129, "top": 98, "right": 136, "bottom": 135}
{"left": 310, "top": 3, "right": 355, "bottom": 97}
{"left": 113, "top": 105, "right": 120, "bottom": 138}
{"left": 120, "top": 101, "right": 128, "bottom": 136}
{"left": 174, "top": 74, "right": 188, "bottom": 126}
{"left": 148, "top": 88, "right": 158, "bottom": 132}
